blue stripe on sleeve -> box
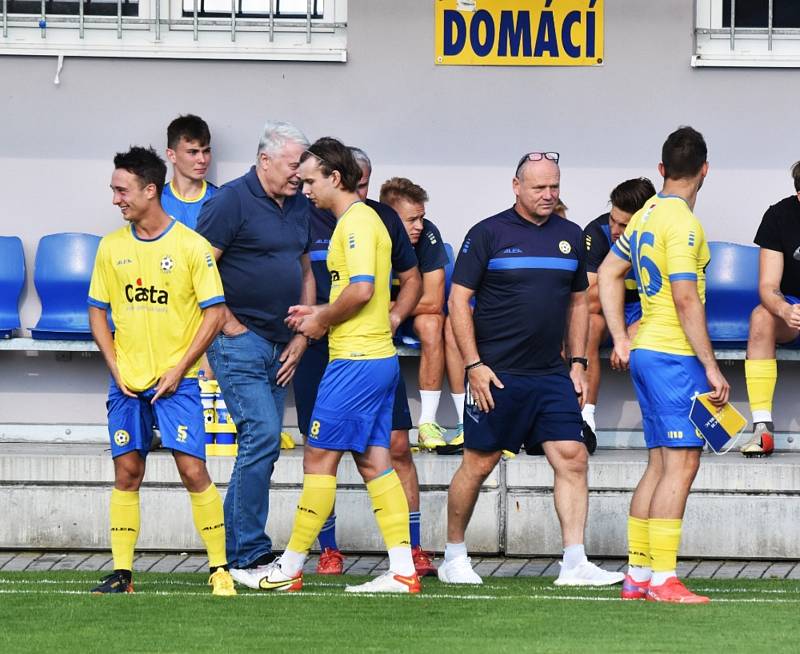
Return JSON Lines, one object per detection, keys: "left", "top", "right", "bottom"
{"left": 611, "top": 242, "right": 630, "bottom": 262}
{"left": 87, "top": 297, "right": 109, "bottom": 309}
{"left": 310, "top": 250, "right": 328, "bottom": 261}
{"left": 198, "top": 295, "right": 226, "bottom": 309}
{"left": 486, "top": 257, "right": 578, "bottom": 272}
{"left": 350, "top": 275, "right": 375, "bottom": 284}
{"left": 668, "top": 273, "right": 697, "bottom": 283}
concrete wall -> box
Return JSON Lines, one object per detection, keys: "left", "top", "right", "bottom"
{"left": 3, "top": 0, "right": 800, "bottom": 429}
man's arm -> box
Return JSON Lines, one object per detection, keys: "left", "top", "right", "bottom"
{"left": 672, "top": 280, "right": 730, "bottom": 406}
{"left": 151, "top": 304, "right": 225, "bottom": 401}
{"left": 412, "top": 269, "right": 445, "bottom": 316}
{"left": 586, "top": 272, "right": 602, "bottom": 314}
{"left": 209, "top": 245, "right": 247, "bottom": 336}
{"left": 389, "top": 267, "right": 422, "bottom": 334}
{"left": 89, "top": 306, "right": 136, "bottom": 398}
{"left": 564, "top": 290, "right": 589, "bottom": 407}
{"left": 288, "top": 282, "right": 375, "bottom": 340}
{"left": 598, "top": 253, "right": 633, "bottom": 369}
{"left": 276, "top": 253, "right": 315, "bottom": 386}
{"left": 757, "top": 248, "right": 800, "bottom": 328}
{"left": 448, "top": 283, "right": 503, "bottom": 412}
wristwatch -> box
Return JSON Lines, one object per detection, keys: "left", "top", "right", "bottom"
{"left": 569, "top": 357, "right": 588, "bottom": 370}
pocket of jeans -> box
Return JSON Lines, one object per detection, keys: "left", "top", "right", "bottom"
{"left": 220, "top": 328, "right": 250, "bottom": 340}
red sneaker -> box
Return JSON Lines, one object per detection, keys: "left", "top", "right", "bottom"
{"left": 620, "top": 574, "right": 649, "bottom": 600}
{"left": 646, "top": 577, "right": 710, "bottom": 604}
{"left": 412, "top": 546, "right": 437, "bottom": 577}
{"left": 316, "top": 547, "right": 344, "bottom": 575}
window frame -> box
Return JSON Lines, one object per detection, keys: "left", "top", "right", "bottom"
{"left": 0, "top": 0, "right": 347, "bottom": 62}
{"left": 693, "top": 0, "right": 800, "bottom": 68}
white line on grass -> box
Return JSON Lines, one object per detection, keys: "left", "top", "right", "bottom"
{"left": 1, "top": 588, "right": 799, "bottom": 603}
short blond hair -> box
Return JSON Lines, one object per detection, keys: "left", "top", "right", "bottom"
{"left": 379, "top": 177, "right": 429, "bottom": 206}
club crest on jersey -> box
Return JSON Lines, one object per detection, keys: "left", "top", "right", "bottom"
{"left": 559, "top": 240, "right": 572, "bottom": 254}
{"left": 160, "top": 255, "right": 176, "bottom": 273}
{"left": 125, "top": 278, "right": 169, "bottom": 304}
{"left": 114, "top": 430, "right": 130, "bottom": 446}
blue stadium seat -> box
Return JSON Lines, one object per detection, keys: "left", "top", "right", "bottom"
{"left": 0, "top": 236, "right": 26, "bottom": 339}
{"left": 31, "top": 233, "right": 101, "bottom": 340}
{"left": 705, "top": 241, "right": 760, "bottom": 346}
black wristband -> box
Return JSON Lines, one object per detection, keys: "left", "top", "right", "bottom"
{"left": 569, "top": 356, "right": 588, "bottom": 370}
{"left": 465, "top": 360, "right": 484, "bottom": 371}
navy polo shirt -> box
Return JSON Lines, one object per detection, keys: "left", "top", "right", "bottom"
{"left": 452, "top": 207, "right": 588, "bottom": 375}
{"left": 391, "top": 218, "right": 448, "bottom": 301}
{"left": 309, "top": 199, "right": 417, "bottom": 305}
{"left": 196, "top": 166, "right": 311, "bottom": 344}
{"left": 583, "top": 213, "right": 639, "bottom": 304}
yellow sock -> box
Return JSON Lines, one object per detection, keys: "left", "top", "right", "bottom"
{"left": 367, "top": 470, "right": 410, "bottom": 549}
{"left": 189, "top": 483, "right": 227, "bottom": 569}
{"left": 745, "top": 359, "right": 777, "bottom": 414}
{"left": 110, "top": 488, "right": 139, "bottom": 571}
{"left": 627, "top": 516, "right": 650, "bottom": 568}
{"left": 649, "top": 518, "right": 682, "bottom": 573}
{"left": 286, "top": 474, "right": 337, "bottom": 554}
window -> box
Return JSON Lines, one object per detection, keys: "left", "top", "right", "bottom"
{"left": 694, "top": 0, "right": 800, "bottom": 67}
{"left": 0, "top": 0, "right": 346, "bottom": 61}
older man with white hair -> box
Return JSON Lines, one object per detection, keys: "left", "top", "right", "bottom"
{"left": 197, "top": 120, "right": 315, "bottom": 589}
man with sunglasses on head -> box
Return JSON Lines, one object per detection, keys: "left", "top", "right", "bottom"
{"left": 439, "top": 151, "right": 624, "bottom": 587}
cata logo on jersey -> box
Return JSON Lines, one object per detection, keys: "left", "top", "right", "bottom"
{"left": 125, "top": 277, "right": 169, "bottom": 305}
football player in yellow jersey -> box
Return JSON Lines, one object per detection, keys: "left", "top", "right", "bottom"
{"left": 87, "top": 147, "right": 235, "bottom": 596}
{"left": 258, "top": 137, "right": 420, "bottom": 594}
{"left": 599, "top": 127, "right": 730, "bottom": 604}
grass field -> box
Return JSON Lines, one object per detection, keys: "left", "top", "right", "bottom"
{"left": 1, "top": 571, "right": 798, "bottom": 653}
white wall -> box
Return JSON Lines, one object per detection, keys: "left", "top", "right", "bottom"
{"left": 3, "top": 0, "right": 800, "bottom": 430}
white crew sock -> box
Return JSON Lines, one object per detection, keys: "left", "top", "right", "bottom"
{"left": 278, "top": 549, "right": 307, "bottom": 577}
{"left": 451, "top": 392, "right": 465, "bottom": 424}
{"left": 627, "top": 565, "right": 652, "bottom": 583}
{"left": 752, "top": 410, "right": 772, "bottom": 425}
{"left": 650, "top": 570, "right": 676, "bottom": 586}
{"left": 444, "top": 541, "right": 468, "bottom": 562}
{"left": 581, "top": 404, "right": 596, "bottom": 431}
{"left": 562, "top": 544, "right": 586, "bottom": 571}
{"left": 388, "top": 546, "right": 415, "bottom": 577}
{"left": 418, "top": 390, "right": 441, "bottom": 424}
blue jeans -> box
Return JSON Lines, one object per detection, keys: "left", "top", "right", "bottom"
{"left": 207, "top": 330, "right": 286, "bottom": 568}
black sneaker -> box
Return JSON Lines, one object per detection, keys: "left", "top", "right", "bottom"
{"left": 582, "top": 422, "right": 597, "bottom": 455}
{"left": 91, "top": 570, "right": 134, "bottom": 594}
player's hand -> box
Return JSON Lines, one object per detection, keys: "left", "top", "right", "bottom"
{"left": 467, "top": 364, "right": 504, "bottom": 412}
{"left": 705, "top": 365, "right": 730, "bottom": 408}
{"left": 569, "top": 364, "right": 588, "bottom": 409}
{"left": 113, "top": 371, "right": 137, "bottom": 398}
{"left": 151, "top": 367, "right": 183, "bottom": 403}
{"left": 781, "top": 302, "right": 800, "bottom": 330}
{"left": 388, "top": 310, "right": 403, "bottom": 336}
{"left": 610, "top": 335, "right": 631, "bottom": 371}
{"left": 276, "top": 334, "right": 308, "bottom": 387}
{"left": 286, "top": 304, "right": 314, "bottom": 331}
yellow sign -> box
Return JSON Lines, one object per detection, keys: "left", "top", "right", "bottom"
{"left": 435, "top": 0, "right": 604, "bottom": 66}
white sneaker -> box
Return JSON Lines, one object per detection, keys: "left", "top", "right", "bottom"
{"left": 229, "top": 565, "right": 271, "bottom": 590}
{"left": 257, "top": 560, "right": 303, "bottom": 592}
{"left": 344, "top": 570, "right": 421, "bottom": 593}
{"left": 553, "top": 560, "right": 625, "bottom": 587}
{"left": 437, "top": 555, "right": 483, "bottom": 584}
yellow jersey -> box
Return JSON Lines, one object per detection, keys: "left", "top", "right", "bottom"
{"left": 88, "top": 220, "right": 225, "bottom": 391}
{"left": 327, "top": 202, "right": 395, "bottom": 360}
{"left": 611, "top": 194, "right": 710, "bottom": 356}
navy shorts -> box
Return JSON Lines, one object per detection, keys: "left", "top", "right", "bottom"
{"left": 294, "top": 339, "right": 411, "bottom": 435}
{"left": 308, "top": 356, "right": 399, "bottom": 453}
{"left": 106, "top": 377, "right": 206, "bottom": 460}
{"left": 630, "top": 349, "right": 708, "bottom": 449}
{"left": 464, "top": 371, "right": 583, "bottom": 455}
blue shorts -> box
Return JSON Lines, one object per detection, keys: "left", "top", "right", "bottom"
{"left": 308, "top": 356, "right": 399, "bottom": 453}
{"left": 624, "top": 301, "right": 642, "bottom": 326}
{"left": 464, "top": 371, "right": 583, "bottom": 455}
{"left": 294, "top": 341, "right": 411, "bottom": 435}
{"left": 106, "top": 377, "right": 206, "bottom": 460}
{"left": 630, "top": 349, "right": 708, "bottom": 449}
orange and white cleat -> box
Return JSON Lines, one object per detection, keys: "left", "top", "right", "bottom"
{"left": 646, "top": 577, "right": 709, "bottom": 604}
{"left": 412, "top": 546, "right": 437, "bottom": 577}
{"left": 316, "top": 547, "right": 344, "bottom": 575}
{"left": 257, "top": 561, "right": 303, "bottom": 592}
{"left": 741, "top": 422, "right": 775, "bottom": 458}
{"left": 344, "top": 570, "right": 422, "bottom": 593}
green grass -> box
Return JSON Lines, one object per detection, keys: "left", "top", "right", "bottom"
{"left": 1, "top": 571, "right": 798, "bottom": 653}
